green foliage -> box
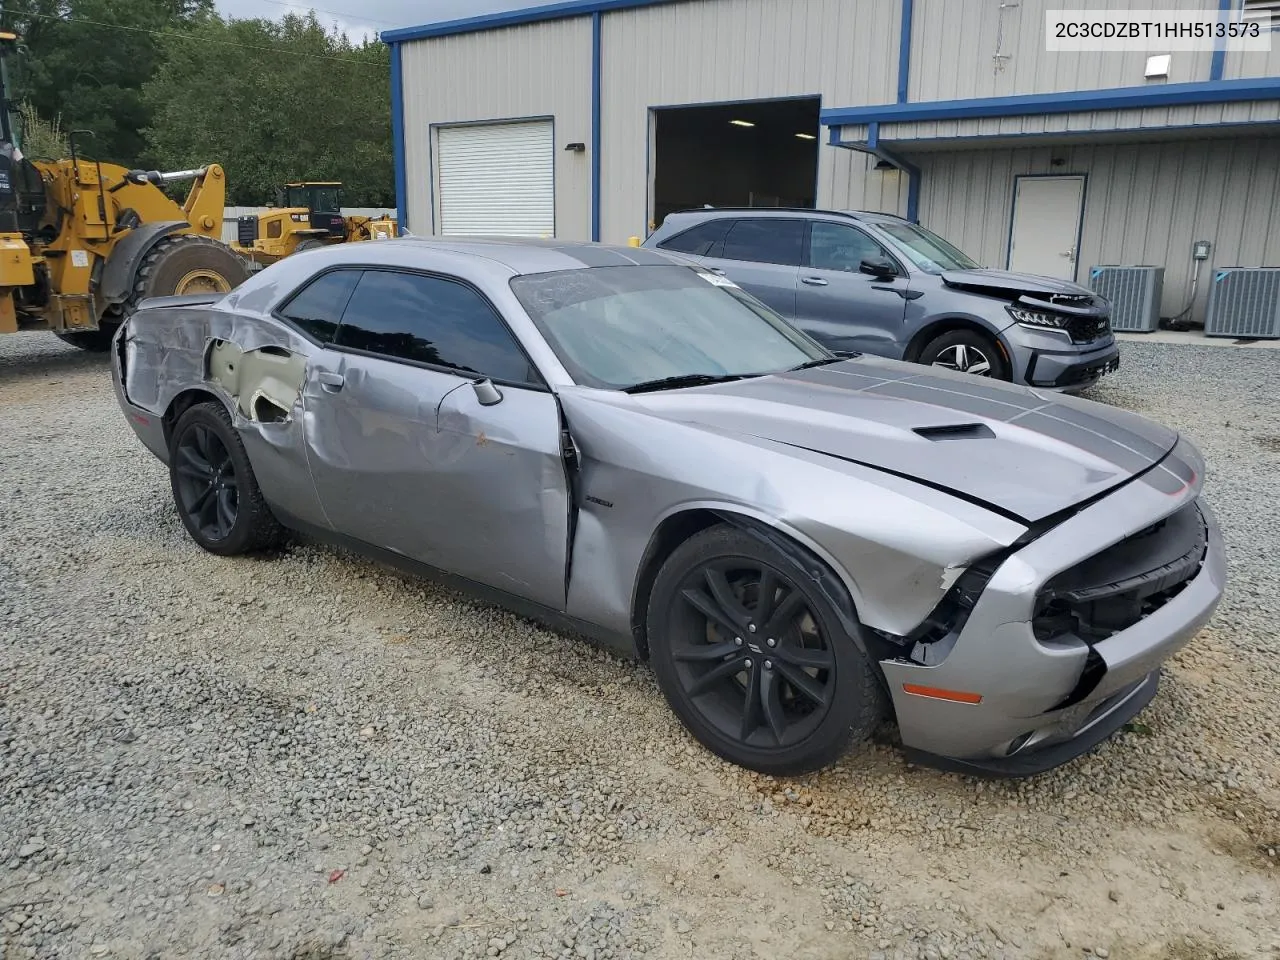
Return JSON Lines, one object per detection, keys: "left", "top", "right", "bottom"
{"left": 7, "top": 0, "right": 216, "bottom": 166}
{"left": 15, "top": 98, "right": 69, "bottom": 159}
{"left": 143, "top": 13, "right": 393, "bottom": 206}
{"left": 1, "top": 3, "right": 394, "bottom": 207}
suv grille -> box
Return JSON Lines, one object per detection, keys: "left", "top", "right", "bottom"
{"left": 1065, "top": 315, "right": 1111, "bottom": 343}
{"left": 1033, "top": 502, "right": 1206, "bottom": 644}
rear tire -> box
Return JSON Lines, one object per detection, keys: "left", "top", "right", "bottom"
{"left": 646, "top": 524, "right": 885, "bottom": 776}
{"left": 168, "top": 402, "right": 282, "bottom": 556}
{"left": 918, "top": 328, "right": 1009, "bottom": 380}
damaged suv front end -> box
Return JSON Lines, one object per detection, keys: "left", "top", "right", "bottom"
{"left": 880, "top": 436, "right": 1223, "bottom": 775}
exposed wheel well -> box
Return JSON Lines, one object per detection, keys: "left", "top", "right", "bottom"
{"left": 162, "top": 388, "right": 225, "bottom": 448}
{"left": 903, "top": 318, "right": 1006, "bottom": 364}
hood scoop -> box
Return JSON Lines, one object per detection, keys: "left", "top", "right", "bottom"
{"left": 913, "top": 423, "right": 996, "bottom": 441}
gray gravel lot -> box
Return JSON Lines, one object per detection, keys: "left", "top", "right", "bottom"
{"left": 1, "top": 333, "right": 1277, "bottom": 960}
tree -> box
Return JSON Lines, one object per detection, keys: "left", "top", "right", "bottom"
{"left": 142, "top": 12, "right": 393, "bottom": 207}
{"left": 15, "top": 98, "right": 68, "bottom": 158}
{"left": 4, "top": 0, "right": 216, "bottom": 165}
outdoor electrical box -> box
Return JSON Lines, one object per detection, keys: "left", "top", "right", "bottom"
{"left": 1193, "top": 240, "right": 1212, "bottom": 260}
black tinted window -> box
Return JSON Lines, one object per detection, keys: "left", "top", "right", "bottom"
{"left": 657, "top": 219, "right": 732, "bottom": 256}
{"left": 720, "top": 219, "right": 805, "bottom": 266}
{"left": 335, "top": 271, "right": 535, "bottom": 383}
{"left": 808, "top": 222, "right": 893, "bottom": 272}
{"left": 278, "top": 270, "right": 359, "bottom": 342}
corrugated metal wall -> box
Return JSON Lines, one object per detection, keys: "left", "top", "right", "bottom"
{"left": 877, "top": 101, "right": 1280, "bottom": 142}
{"left": 598, "top": 0, "right": 903, "bottom": 241}
{"left": 398, "top": 19, "right": 593, "bottom": 238}
{"left": 909, "top": 0, "right": 1228, "bottom": 101}
{"left": 917, "top": 136, "right": 1280, "bottom": 323}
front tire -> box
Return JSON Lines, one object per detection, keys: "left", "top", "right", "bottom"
{"left": 168, "top": 402, "right": 282, "bottom": 556}
{"left": 919, "top": 328, "right": 1009, "bottom": 380}
{"left": 646, "top": 524, "right": 885, "bottom": 776}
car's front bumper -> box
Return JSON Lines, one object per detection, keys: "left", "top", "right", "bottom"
{"left": 880, "top": 446, "right": 1225, "bottom": 777}
{"left": 1003, "top": 324, "right": 1120, "bottom": 391}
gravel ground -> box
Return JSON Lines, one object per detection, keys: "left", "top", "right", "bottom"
{"left": 1, "top": 333, "right": 1277, "bottom": 960}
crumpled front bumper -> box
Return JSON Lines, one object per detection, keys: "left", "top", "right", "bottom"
{"left": 881, "top": 440, "right": 1225, "bottom": 777}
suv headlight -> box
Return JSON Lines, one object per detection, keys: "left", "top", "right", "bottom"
{"left": 1006, "top": 305, "right": 1070, "bottom": 330}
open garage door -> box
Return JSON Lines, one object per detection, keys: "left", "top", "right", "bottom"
{"left": 436, "top": 120, "right": 554, "bottom": 237}
{"left": 651, "top": 97, "right": 820, "bottom": 230}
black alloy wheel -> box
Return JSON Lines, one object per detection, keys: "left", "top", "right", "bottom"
{"left": 648, "top": 525, "right": 884, "bottom": 775}
{"left": 174, "top": 421, "right": 239, "bottom": 542}
{"left": 167, "top": 402, "right": 282, "bottom": 555}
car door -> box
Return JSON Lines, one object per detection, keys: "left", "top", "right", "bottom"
{"left": 698, "top": 218, "right": 805, "bottom": 318}
{"left": 300, "top": 267, "right": 570, "bottom": 611}
{"left": 793, "top": 221, "right": 911, "bottom": 355}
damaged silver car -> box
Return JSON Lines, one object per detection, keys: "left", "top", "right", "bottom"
{"left": 109, "top": 238, "right": 1225, "bottom": 777}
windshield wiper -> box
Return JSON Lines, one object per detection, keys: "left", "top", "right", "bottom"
{"left": 622, "top": 373, "right": 746, "bottom": 394}
{"left": 787, "top": 351, "right": 859, "bottom": 372}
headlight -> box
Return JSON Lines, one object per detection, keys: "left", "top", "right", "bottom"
{"left": 1006, "top": 305, "right": 1070, "bottom": 329}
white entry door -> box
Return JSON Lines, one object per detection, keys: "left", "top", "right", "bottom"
{"left": 1007, "top": 175, "right": 1085, "bottom": 281}
{"left": 436, "top": 120, "right": 554, "bottom": 237}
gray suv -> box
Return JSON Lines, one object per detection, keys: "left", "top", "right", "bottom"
{"left": 643, "top": 208, "right": 1119, "bottom": 389}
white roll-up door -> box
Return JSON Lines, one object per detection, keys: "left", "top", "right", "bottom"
{"left": 435, "top": 120, "right": 554, "bottom": 237}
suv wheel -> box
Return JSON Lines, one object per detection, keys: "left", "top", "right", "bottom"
{"left": 919, "top": 329, "right": 1009, "bottom": 380}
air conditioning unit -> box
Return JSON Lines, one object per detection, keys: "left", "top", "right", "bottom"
{"left": 1087, "top": 266, "right": 1164, "bottom": 332}
{"left": 1204, "top": 268, "right": 1280, "bottom": 339}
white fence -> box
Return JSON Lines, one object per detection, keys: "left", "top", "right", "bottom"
{"left": 221, "top": 206, "right": 397, "bottom": 244}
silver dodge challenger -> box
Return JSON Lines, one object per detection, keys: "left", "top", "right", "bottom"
{"left": 109, "top": 238, "right": 1225, "bottom": 777}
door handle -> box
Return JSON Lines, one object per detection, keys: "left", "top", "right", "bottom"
{"left": 316, "top": 371, "right": 345, "bottom": 392}
{"left": 800, "top": 276, "right": 828, "bottom": 286}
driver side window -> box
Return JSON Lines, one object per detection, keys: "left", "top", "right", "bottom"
{"left": 808, "top": 222, "right": 893, "bottom": 273}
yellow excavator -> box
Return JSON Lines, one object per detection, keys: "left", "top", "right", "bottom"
{"left": 231, "top": 181, "right": 398, "bottom": 269}
{"left": 0, "top": 31, "right": 247, "bottom": 350}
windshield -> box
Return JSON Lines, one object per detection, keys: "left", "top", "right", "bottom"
{"left": 509, "top": 265, "right": 829, "bottom": 390}
{"left": 876, "top": 221, "right": 982, "bottom": 273}
{"left": 287, "top": 186, "right": 342, "bottom": 212}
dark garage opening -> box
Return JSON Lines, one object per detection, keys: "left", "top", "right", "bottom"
{"left": 650, "top": 97, "right": 821, "bottom": 230}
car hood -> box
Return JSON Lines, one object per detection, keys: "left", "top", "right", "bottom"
{"left": 626, "top": 357, "right": 1177, "bottom": 524}
{"left": 940, "top": 268, "right": 1102, "bottom": 304}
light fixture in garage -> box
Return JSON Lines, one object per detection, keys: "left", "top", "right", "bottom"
{"left": 1145, "top": 54, "right": 1171, "bottom": 78}
{"left": 795, "top": 132, "right": 816, "bottom": 140}
{"left": 729, "top": 119, "right": 755, "bottom": 127}
{"left": 564, "top": 142, "right": 586, "bottom": 152}
{"left": 874, "top": 159, "right": 896, "bottom": 170}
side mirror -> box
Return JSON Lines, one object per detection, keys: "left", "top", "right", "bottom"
{"left": 859, "top": 258, "right": 897, "bottom": 278}
{"left": 471, "top": 377, "right": 503, "bottom": 406}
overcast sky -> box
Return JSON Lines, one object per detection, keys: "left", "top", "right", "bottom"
{"left": 212, "top": 0, "right": 567, "bottom": 42}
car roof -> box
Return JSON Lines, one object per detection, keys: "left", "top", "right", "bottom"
{"left": 382, "top": 235, "right": 679, "bottom": 273}
{"left": 661, "top": 207, "right": 911, "bottom": 226}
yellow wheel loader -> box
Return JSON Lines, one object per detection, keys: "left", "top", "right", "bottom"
{"left": 231, "top": 181, "right": 398, "bottom": 269}
{"left": 0, "top": 34, "right": 246, "bottom": 351}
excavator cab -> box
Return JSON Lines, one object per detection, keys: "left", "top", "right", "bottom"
{"left": 282, "top": 182, "right": 345, "bottom": 238}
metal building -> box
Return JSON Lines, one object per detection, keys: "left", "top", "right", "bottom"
{"left": 382, "top": 0, "right": 1280, "bottom": 326}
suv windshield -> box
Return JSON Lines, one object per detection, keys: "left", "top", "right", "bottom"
{"left": 876, "top": 222, "right": 982, "bottom": 274}
{"left": 510, "top": 265, "right": 829, "bottom": 390}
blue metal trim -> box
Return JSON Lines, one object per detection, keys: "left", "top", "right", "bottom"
{"left": 1005, "top": 173, "right": 1088, "bottom": 282}
{"left": 591, "top": 11, "right": 602, "bottom": 242}
{"left": 820, "top": 76, "right": 1280, "bottom": 126}
{"left": 1210, "top": 0, "right": 1234, "bottom": 82}
{"left": 380, "top": 0, "right": 679, "bottom": 44}
{"left": 897, "top": 0, "right": 913, "bottom": 104}
{"left": 842, "top": 117, "right": 1280, "bottom": 151}
{"left": 390, "top": 42, "right": 407, "bottom": 231}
